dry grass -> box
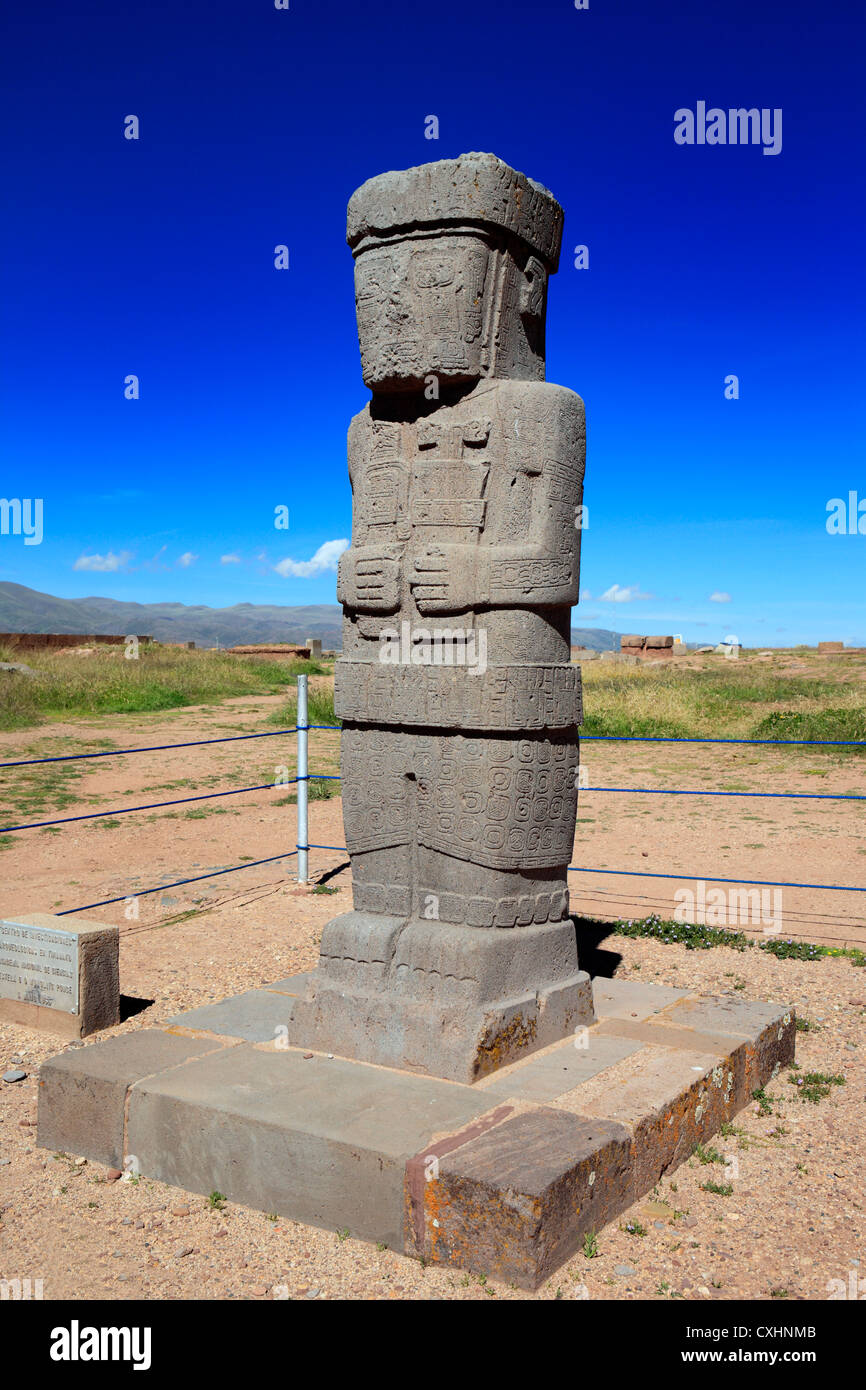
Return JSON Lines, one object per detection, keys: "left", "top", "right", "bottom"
{"left": 580, "top": 653, "right": 866, "bottom": 750}
{"left": 0, "top": 642, "right": 862, "bottom": 749}
{"left": 0, "top": 643, "right": 323, "bottom": 730}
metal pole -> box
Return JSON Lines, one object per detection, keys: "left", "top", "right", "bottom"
{"left": 296, "top": 673, "right": 309, "bottom": 884}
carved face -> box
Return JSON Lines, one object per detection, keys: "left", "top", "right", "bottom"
{"left": 354, "top": 233, "right": 492, "bottom": 391}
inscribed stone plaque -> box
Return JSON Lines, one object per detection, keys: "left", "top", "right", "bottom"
{"left": 0, "top": 913, "right": 119, "bottom": 1037}
{"left": 0, "top": 917, "right": 78, "bottom": 1012}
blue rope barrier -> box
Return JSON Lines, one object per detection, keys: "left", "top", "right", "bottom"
{"left": 0, "top": 779, "right": 299, "bottom": 834}
{"left": 1, "top": 727, "right": 858, "bottom": 771}
{"left": 581, "top": 735, "right": 865, "bottom": 746}
{"left": 58, "top": 851, "right": 299, "bottom": 916}
{"left": 302, "top": 843, "right": 866, "bottom": 895}
{"left": 286, "top": 771, "right": 866, "bottom": 802}
{"left": 0, "top": 728, "right": 297, "bottom": 770}
{"left": 568, "top": 866, "right": 866, "bottom": 893}
{"left": 581, "top": 786, "right": 866, "bottom": 802}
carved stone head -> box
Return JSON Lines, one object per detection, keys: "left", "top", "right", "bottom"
{"left": 347, "top": 153, "right": 563, "bottom": 393}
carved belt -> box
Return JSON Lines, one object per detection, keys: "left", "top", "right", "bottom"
{"left": 334, "top": 661, "right": 582, "bottom": 731}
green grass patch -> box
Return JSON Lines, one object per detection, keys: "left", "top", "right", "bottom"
{"left": 0, "top": 646, "right": 325, "bottom": 730}
{"left": 0, "top": 763, "right": 84, "bottom": 825}
{"left": 789, "top": 1071, "right": 845, "bottom": 1104}
{"left": 605, "top": 913, "right": 864, "bottom": 969}
{"left": 580, "top": 661, "right": 866, "bottom": 752}
{"left": 614, "top": 912, "right": 749, "bottom": 952}
{"left": 751, "top": 707, "right": 866, "bottom": 747}
{"left": 268, "top": 685, "right": 337, "bottom": 731}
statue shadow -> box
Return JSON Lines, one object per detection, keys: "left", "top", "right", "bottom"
{"left": 568, "top": 914, "right": 623, "bottom": 980}
{"left": 315, "top": 861, "right": 350, "bottom": 889}
{"left": 119, "top": 994, "right": 154, "bottom": 1022}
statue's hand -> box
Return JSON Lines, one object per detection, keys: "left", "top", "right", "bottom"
{"left": 338, "top": 545, "right": 401, "bottom": 612}
{"left": 410, "top": 545, "right": 476, "bottom": 614}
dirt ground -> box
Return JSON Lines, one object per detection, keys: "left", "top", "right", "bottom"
{"left": 0, "top": 691, "right": 863, "bottom": 947}
{"left": 0, "top": 694, "right": 864, "bottom": 1300}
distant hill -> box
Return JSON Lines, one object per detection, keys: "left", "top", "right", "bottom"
{"left": 0, "top": 583, "right": 343, "bottom": 649}
{"left": 0, "top": 582, "right": 624, "bottom": 653}
{"left": 570, "top": 627, "right": 621, "bottom": 652}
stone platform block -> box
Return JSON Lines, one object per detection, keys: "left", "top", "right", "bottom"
{"left": 166, "top": 988, "right": 300, "bottom": 1044}
{"left": 37, "top": 1030, "right": 235, "bottom": 1168}
{"left": 36, "top": 978, "right": 795, "bottom": 1287}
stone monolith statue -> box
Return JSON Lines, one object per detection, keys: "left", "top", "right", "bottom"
{"left": 288, "top": 153, "right": 594, "bottom": 1081}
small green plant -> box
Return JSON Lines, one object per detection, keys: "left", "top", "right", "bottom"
{"left": 692, "top": 1143, "right": 725, "bottom": 1166}
{"left": 789, "top": 1071, "right": 845, "bottom": 1104}
{"left": 752, "top": 1087, "right": 774, "bottom": 1116}
{"left": 795, "top": 1017, "right": 821, "bottom": 1033}
{"left": 615, "top": 913, "right": 748, "bottom": 952}
{"left": 207, "top": 1191, "right": 226, "bottom": 1210}
{"left": 336, "top": 1227, "right": 350, "bottom": 1242}
{"left": 623, "top": 1220, "right": 647, "bottom": 1237}
{"left": 769, "top": 1287, "right": 789, "bottom": 1299}
{"left": 701, "top": 1180, "right": 734, "bottom": 1196}
{"left": 760, "top": 938, "right": 825, "bottom": 962}
{"left": 313, "top": 883, "right": 339, "bottom": 895}
{"left": 582, "top": 1231, "right": 599, "bottom": 1259}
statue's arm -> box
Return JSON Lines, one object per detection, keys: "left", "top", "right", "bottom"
{"left": 337, "top": 409, "right": 402, "bottom": 614}
{"left": 411, "top": 388, "right": 585, "bottom": 613}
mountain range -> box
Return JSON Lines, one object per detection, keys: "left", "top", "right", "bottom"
{"left": 0, "top": 582, "right": 622, "bottom": 652}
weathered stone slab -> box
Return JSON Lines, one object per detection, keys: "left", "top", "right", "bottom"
{"left": 478, "top": 1030, "right": 645, "bottom": 1104}
{"left": 658, "top": 993, "right": 793, "bottom": 1042}
{"left": 555, "top": 1044, "right": 735, "bottom": 1195}
{"left": 263, "top": 972, "right": 315, "bottom": 995}
{"left": 166, "top": 988, "right": 298, "bottom": 1044}
{"left": 652, "top": 994, "right": 796, "bottom": 1095}
{"left": 0, "top": 912, "right": 119, "bottom": 1038}
{"left": 404, "top": 1106, "right": 632, "bottom": 1288}
{"left": 37, "top": 1030, "right": 234, "bottom": 1168}
{"left": 126, "top": 1044, "right": 502, "bottom": 1247}
{"left": 592, "top": 976, "right": 690, "bottom": 1021}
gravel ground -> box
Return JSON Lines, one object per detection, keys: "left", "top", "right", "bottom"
{"left": 1, "top": 876, "right": 863, "bottom": 1302}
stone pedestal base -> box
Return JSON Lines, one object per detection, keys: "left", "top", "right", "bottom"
{"left": 285, "top": 912, "right": 595, "bottom": 1083}
{"left": 35, "top": 976, "right": 796, "bottom": 1289}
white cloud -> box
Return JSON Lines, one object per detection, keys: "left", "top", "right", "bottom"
{"left": 709, "top": 591, "right": 731, "bottom": 603}
{"left": 73, "top": 550, "right": 133, "bottom": 573}
{"left": 599, "top": 583, "right": 655, "bottom": 603}
{"left": 220, "top": 553, "right": 241, "bottom": 565}
{"left": 579, "top": 588, "right": 592, "bottom": 600}
{"left": 274, "top": 538, "right": 349, "bottom": 578}
{"left": 177, "top": 552, "right": 198, "bottom": 568}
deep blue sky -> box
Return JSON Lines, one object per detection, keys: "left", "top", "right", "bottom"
{"left": 1, "top": 0, "right": 863, "bottom": 644}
